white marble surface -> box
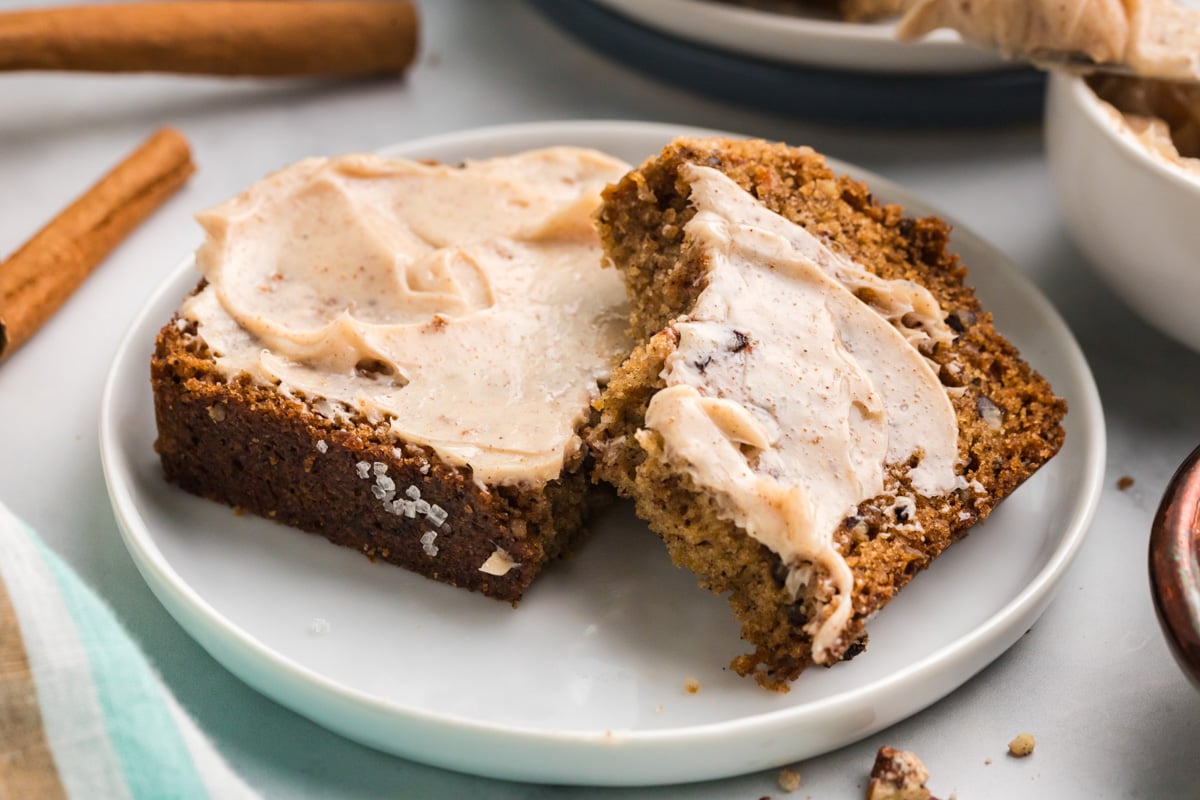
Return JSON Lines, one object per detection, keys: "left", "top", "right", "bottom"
{"left": 1, "top": 1, "right": 1198, "bottom": 797}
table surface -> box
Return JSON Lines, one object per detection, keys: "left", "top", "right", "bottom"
{"left": 3, "top": 2, "right": 1199, "bottom": 797}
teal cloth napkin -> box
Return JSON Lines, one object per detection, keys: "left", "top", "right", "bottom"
{"left": 0, "top": 501, "right": 258, "bottom": 799}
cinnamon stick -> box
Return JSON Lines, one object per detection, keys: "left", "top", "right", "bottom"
{"left": 0, "top": 128, "right": 194, "bottom": 363}
{"left": 0, "top": 1, "right": 418, "bottom": 77}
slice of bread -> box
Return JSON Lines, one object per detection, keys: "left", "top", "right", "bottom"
{"left": 152, "top": 318, "right": 595, "bottom": 602}
{"left": 152, "top": 149, "right": 631, "bottom": 602}
{"left": 588, "top": 137, "right": 1066, "bottom": 689}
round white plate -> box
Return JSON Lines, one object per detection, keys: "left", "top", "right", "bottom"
{"left": 100, "top": 121, "right": 1105, "bottom": 786}
{"left": 592, "top": 0, "right": 1008, "bottom": 74}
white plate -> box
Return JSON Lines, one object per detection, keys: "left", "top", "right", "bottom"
{"left": 100, "top": 121, "right": 1105, "bottom": 786}
{"left": 592, "top": 0, "right": 1008, "bottom": 74}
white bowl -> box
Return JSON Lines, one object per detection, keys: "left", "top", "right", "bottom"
{"left": 1046, "top": 72, "right": 1200, "bottom": 351}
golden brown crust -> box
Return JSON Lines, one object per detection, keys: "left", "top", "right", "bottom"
{"left": 151, "top": 309, "right": 594, "bottom": 603}
{"left": 589, "top": 137, "right": 1067, "bottom": 689}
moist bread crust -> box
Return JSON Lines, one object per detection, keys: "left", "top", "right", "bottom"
{"left": 152, "top": 312, "right": 595, "bottom": 603}
{"left": 588, "top": 137, "right": 1067, "bottom": 689}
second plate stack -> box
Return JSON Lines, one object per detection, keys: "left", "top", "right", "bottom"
{"left": 529, "top": 0, "right": 1044, "bottom": 127}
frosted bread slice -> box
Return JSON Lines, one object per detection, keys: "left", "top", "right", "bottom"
{"left": 588, "top": 137, "right": 1066, "bottom": 688}
{"left": 152, "top": 147, "right": 632, "bottom": 601}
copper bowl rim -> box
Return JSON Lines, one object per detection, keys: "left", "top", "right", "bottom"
{"left": 1149, "top": 444, "right": 1200, "bottom": 689}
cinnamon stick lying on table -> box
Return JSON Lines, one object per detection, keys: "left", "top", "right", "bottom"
{"left": 0, "top": 1, "right": 418, "bottom": 77}
{"left": 0, "top": 128, "right": 194, "bottom": 363}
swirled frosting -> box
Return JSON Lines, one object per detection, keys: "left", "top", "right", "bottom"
{"left": 899, "top": 0, "right": 1200, "bottom": 81}
{"left": 642, "top": 165, "right": 960, "bottom": 661}
{"left": 1091, "top": 75, "right": 1200, "bottom": 179}
{"left": 182, "top": 148, "right": 632, "bottom": 486}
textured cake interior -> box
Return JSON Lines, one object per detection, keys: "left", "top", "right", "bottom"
{"left": 588, "top": 137, "right": 1067, "bottom": 689}
{"left": 152, "top": 313, "right": 595, "bottom": 604}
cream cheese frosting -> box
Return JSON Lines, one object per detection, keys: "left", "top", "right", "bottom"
{"left": 182, "top": 148, "right": 632, "bottom": 486}
{"left": 899, "top": 0, "right": 1200, "bottom": 81}
{"left": 641, "top": 164, "right": 960, "bottom": 662}
{"left": 1091, "top": 76, "right": 1200, "bottom": 178}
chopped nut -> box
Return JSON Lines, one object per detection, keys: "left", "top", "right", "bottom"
{"left": 207, "top": 404, "right": 227, "bottom": 422}
{"left": 946, "top": 307, "right": 976, "bottom": 333}
{"left": 976, "top": 395, "right": 1003, "bottom": 430}
{"left": 938, "top": 360, "right": 965, "bottom": 388}
{"left": 478, "top": 547, "right": 520, "bottom": 576}
{"left": 1008, "top": 733, "right": 1035, "bottom": 758}
{"left": 866, "top": 746, "right": 938, "bottom": 800}
{"left": 777, "top": 767, "right": 802, "bottom": 793}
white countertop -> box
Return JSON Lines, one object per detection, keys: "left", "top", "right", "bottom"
{"left": 2, "top": 1, "right": 1198, "bottom": 797}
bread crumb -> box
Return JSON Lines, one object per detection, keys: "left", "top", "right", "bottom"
{"left": 1117, "top": 476, "right": 1135, "bottom": 490}
{"left": 684, "top": 676, "right": 701, "bottom": 694}
{"left": 656, "top": 704, "right": 664, "bottom": 714}
{"left": 984, "top": 758, "right": 992, "bottom": 766}
{"left": 778, "top": 767, "right": 802, "bottom": 792}
{"left": 866, "top": 746, "right": 937, "bottom": 800}
{"left": 1008, "top": 733, "right": 1035, "bottom": 758}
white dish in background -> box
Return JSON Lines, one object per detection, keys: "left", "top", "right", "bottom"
{"left": 592, "top": 0, "right": 1008, "bottom": 74}
{"left": 100, "top": 121, "right": 1104, "bottom": 786}
{"left": 1046, "top": 73, "right": 1200, "bottom": 353}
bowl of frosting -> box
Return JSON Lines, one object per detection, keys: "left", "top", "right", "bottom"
{"left": 1046, "top": 71, "right": 1200, "bottom": 350}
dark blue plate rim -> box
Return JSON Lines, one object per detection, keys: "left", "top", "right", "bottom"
{"left": 527, "top": 0, "right": 1046, "bottom": 127}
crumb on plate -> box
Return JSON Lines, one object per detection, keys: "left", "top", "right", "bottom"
{"left": 1008, "top": 732, "right": 1035, "bottom": 758}
{"left": 866, "top": 746, "right": 938, "bottom": 800}
{"left": 778, "top": 767, "right": 801, "bottom": 792}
